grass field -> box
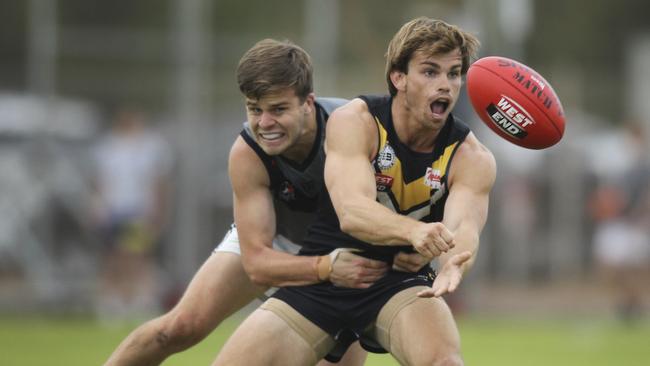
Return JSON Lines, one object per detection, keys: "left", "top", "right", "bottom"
{"left": 2, "top": 314, "right": 649, "bottom": 365}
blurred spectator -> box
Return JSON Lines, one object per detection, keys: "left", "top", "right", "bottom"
{"left": 90, "top": 107, "right": 174, "bottom": 325}
{"left": 589, "top": 120, "right": 650, "bottom": 324}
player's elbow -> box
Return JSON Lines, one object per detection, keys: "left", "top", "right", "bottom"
{"left": 241, "top": 254, "right": 271, "bottom": 287}
{"left": 246, "top": 270, "right": 269, "bottom": 287}
{"left": 337, "top": 205, "right": 358, "bottom": 235}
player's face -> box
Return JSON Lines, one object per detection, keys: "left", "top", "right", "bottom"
{"left": 401, "top": 48, "right": 463, "bottom": 129}
{"left": 245, "top": 89, "right": 314, "bottom": 157}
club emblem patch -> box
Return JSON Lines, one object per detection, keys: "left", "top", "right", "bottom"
{"left": 377, "top": 144, "right": 396, "bottom": 170}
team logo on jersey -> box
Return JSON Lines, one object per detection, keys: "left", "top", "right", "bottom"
{"left": 423, "top": 167, "right": 441, "bottom": 190}
{"left": 376, "top": 143, "right": 396, "bottom": 170}
{"left": 279, "top": 181, "right": 296, "bottom": 201}
{"left": 375, "top": 173, "right": 394, "bottom": 192}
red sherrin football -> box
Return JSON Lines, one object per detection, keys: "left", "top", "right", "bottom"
{"left": 466, "top": 56, "right": 565, "bottom": 149}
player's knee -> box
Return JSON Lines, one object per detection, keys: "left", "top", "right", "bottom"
{"left": 430, "top": 352, "right": 463, "bottom": 366}
{"left": 410, "top": 350, "right": 462, "bottom": 366}
{"left": 156, "top": 311, "right": 211, "bottom": 351}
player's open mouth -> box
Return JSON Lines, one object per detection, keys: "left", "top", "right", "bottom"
{"left": 430, "top": 99, "right": 450, "bottom": 116}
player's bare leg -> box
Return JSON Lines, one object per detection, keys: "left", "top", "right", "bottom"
{"left": 212, "top": 307, "right": 327, "bottom": 366}
{"left": 375, "top": 286, "right": 463, "bottom": 366}
{"left": 104, "top": 251, "right": 266, "bottom": 366}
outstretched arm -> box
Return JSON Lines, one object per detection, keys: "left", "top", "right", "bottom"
{"left": 229, "top": 136, "right": 387, "bottom": 288}
{"left": 418, "top": 133, "right": 496, "bottom": 297}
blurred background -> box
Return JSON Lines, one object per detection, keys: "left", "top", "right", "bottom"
{"left": 1, "top": 0, "right": 649, "bottom": 365}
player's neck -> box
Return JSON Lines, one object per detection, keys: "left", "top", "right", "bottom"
{"left": 391, "top": 94, "right": 441, "bottom": 153}
{"left": 281, "top": 111, "right": 318, "bottom": 164}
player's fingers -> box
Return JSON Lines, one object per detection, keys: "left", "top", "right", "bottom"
{"left": 440, "top": 226, "right": 455, "bottom": 244}
{"left": 393, "top": 251, "right": 411, "bottom": 264}
{"left": 364, "top": 267, "right": 387, "bottom": 278}
{"left": 414, "top": 243, "right": 435, "bottom": 258}
{"left": 432, "top": 237, "right": 451, "bottom": 253}
{"left": 447, "top": 277, "right": 460, "bottom": 293}
{"left": 433, "top": 276, "right": 451, "bottom": 297}
{"left": 452, "top": 251, "right": 472, "bottom": 265}
{"left": 360, "top": 258, "right": 389, "bottom": 269}
{"left": 417, "top": 288, "right": 436, "bottom": 298}
{"left": 393, "top": 252, "right": 418, "bottom": 268}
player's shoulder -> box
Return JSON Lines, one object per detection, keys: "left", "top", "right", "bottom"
{"left": 316, "top": 97, "right": 349, "bottom": 114}
{"left": 452, "top": 132, "right": 497, "bottom": 185}
{"left": 229, "top": 135, "right": 252, "bottom": 159}
{"left": 229, "top": 136, "right": 267, "bottom": 176}
{"left": 329, "top": 98, "right": 373, "bottom": 126}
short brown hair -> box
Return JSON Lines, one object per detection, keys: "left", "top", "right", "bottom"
{"left": 237, "top": 39, "right": 313, "bottom": 101}
{"left": 385, "top": 17, "right": 480, "bottom": 96}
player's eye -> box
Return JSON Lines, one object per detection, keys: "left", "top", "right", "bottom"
{"left": 247, "top": 107, "right": 262, "bottom": 114}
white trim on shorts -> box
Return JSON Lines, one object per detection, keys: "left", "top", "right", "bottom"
{"left": 213, "top": 224, "right": 302, "bottom": 255}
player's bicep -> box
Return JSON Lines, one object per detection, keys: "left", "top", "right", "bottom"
{"left": 228, "top": 139, "right": 276, "bottom": 253}
{"left": 324, "top": 103, "right": 377, "bottom": 214}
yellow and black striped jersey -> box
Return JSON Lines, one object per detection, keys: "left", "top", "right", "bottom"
{"left": 302, "top": 94, "right": 470, "bottom": 261}
{"left": 368, "top": 95, "right": 470, "bottom": 223}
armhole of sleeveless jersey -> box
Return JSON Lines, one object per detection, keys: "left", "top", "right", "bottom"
{"left": 239, "top": 130, "right": 277, "bottom": 183}
{"left": 357, "top": 95, "right": 383, "bottom": 161}
{"left": 443, "top": 124, "right": 471, "bottom": 186}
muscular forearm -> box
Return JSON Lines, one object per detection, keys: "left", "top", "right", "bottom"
{"left": 242, "top": 246, "right": 321, "bottom": 287}
{"left": 438, "top": 226, "right": 479, "bottom": 273}
{"left": 337, "top": 196, "right": 418, "bottom": 246}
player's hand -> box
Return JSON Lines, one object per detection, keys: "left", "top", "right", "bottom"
{"left": 408, "top": 222, "right": 455, "bottom": 258}
{"left": 329, "top": 249, "right": 388, "bottom": 288}
{"left": 417, "top": 251, "right": 471, "bottom": 298}
{"left": 392, "top": 251, "right": 432, "bottom": 272}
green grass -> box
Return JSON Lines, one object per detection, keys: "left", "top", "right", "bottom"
{"left": 1, "top": 314, "right": 649, "bottom": 365}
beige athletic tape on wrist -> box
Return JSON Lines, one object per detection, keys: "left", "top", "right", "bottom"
{"left": 316, "top": 255, "right": 331, "bottom": 281}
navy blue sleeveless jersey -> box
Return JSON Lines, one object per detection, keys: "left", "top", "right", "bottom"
{"left": 239, "top": 98, "right": 347, "bottom": 244}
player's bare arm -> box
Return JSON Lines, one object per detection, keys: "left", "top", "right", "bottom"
{"left": 418, "top": 133, "right": 496, "bottom": 297}
{"left": 230, "top": 136, "right": 387, "bottom": 288}
{"left": 325, "top": 99, "right": 454, "bottom": 257}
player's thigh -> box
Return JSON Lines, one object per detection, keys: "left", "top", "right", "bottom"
{"left": 170, "top": 252, "right": 267, "bottom": 328}
{"left": 376, "top": 286, "right": 461, "bottom": 366}
{"left": 213, "top": 308, "right": 320, "bottom": 366}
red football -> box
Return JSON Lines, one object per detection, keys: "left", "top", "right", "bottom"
{"left": 466, "top": 56, "right": 565, "bottom": 149}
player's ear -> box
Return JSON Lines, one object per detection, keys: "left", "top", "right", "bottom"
{"left": 390, "top": 71, "right": 406, "bottom": 92}
{"left": 303, "top": 93, "right": 316, "bottom": 114}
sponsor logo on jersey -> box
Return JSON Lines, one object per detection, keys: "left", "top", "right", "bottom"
{"left": 375, "top": 173, "right": 394, "bottom": 192}
{"left": 424, "top": 167, "right": 441, "bottom": 190}
{"left": 486, "top": 95, "right": 534, "bottom": 139}
{"left": 376, "top": 143, "right": 396, "bottom": 170}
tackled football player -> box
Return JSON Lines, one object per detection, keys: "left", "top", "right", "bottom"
{"left": 105, "top": 39, "right": 431, "bottom": 366}
{"left": 213, "top": 18, "right": 496, "bottom": 366}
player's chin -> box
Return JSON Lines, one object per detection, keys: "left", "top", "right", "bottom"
{"left": 426, "top": 111, "right": 448, "bottom": 126}
{"left": 260, "top": 141, "right": 289, "bottom": 156}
